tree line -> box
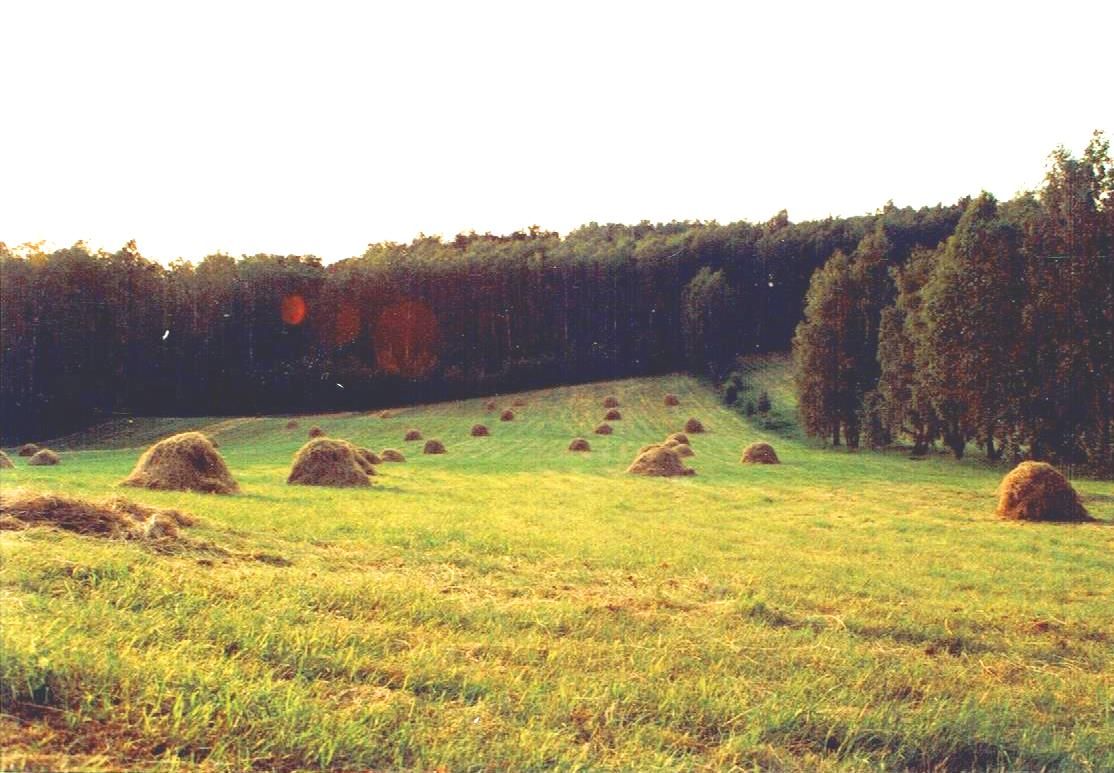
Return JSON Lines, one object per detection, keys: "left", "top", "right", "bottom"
{"left": 793, "top": 132, "right": 1113, "bottom": 474}
{"left": 1, "top": 204, "right": 961, "bottom": 442}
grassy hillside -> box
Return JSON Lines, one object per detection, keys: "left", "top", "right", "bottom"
{"left": 2, "top": 372, "right": 1112, "bottom": 771}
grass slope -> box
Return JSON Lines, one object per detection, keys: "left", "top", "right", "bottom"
{"left": 2, "top": 372, "right": 1112, "bottom": 771}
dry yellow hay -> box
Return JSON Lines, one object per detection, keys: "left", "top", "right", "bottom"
{"left": 0, "top": 489, "right": 194, "bottom": 542}
{"left": 28, "top": 449, "right": 60, "bottom": 466}
{"left": 996, "top": 462, "right": 1091, "bottom": 522}
{"left": 287, "top": 438, "right": 372, "bottom": 487}
{"left": 626, "top": 445, "right": 695, "bottom": 477}
{"left": 741, "top": 442, "right": 780, "bottom": 464}
{"left": 0, "top": 450, "right": 14, "bottom": 469}
{"left": 122, "top": 432, "right": 239, "bottom": 494}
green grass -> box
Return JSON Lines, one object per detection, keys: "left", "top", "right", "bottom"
{"left": 1, "top": 370, "right": 1112, "bottom": 771}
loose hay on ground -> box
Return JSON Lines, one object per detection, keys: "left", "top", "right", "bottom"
{"left": 28, "top": 449, "right": 60, "bottom": 466}
{"left": 471, "top": 424, "right": 490, "bottom": 437}
{"left": 287, "top": 439, "right": 372, "bottom": 487}
{"left": 568, "top": 438, "right": 591, "bottom": 452}
{"left": 0, "top": 489, "right": 194, "bottom": 541}
{"left": 741, "top": 442, "right": 780, "bottom": 464}
{"left": 122, "top": 432, "right": 238, "bottom": 494}
{"left": 423, "top": 439, "right": 447, "bottom": 454}
{"left": 627, "top": 445, "right": 695, "bottom": 477}
{"left": 996, "top": 461, "right": 1091, "bottom": 522}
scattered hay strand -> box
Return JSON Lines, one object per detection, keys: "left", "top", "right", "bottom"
{"left": 0, "top": 451, "right": 13, "bottom": 469}
{"left": 287, "top": 438, "right": 372, "bottom": 487}
{"left": 996, "top": 462, "right": 1091, "bottom": 522}
{"left": 664, "top": 394, "right": 680, "bottom": 406}
{"left": 500, "top": 410, "right": 515, "bottom": 422}
{"left": 423, "top": 439, "right": 447, "bottom": 454}
{"left": 568, "top": 438, "right": 591, "bottom": 452}
{"left": 626, "top": 445, "right": 695, "bottom": 477}
{"left": 741, "top": 442, "right": 780, "bottom": 464}
{"left": 604, "top": 409, "right": 622, "bottom": 421}
{"left": 404, "top": 429, "right": 423, "bottom": 441}
{"left": 603, "top": 396, "right": 620, "bottom": 408}
{"left": 0, "top": 489, "right": 194, "bottom": 541}
{"left": 471, "top": 424, "right": 490, "bottom": 437}
{"left": 28, "top": 449, "right": 60, "bottom": 466}
{"left": 308, "top": 426, "right": 325, "bottom": 438}
{"left": 18, "top": 443, "right": 40, "bottom": 457}
{"left": 381, "top": 448, "right": 406, "bottom": 462}
{"left": 594, "top": 423, "right": 613, "bottom": 435}
{"left": 122, "top": 432, "right": 239, "bottom": 494}
{"left": 684, "top": 417, "right": 705, "bottom": 434}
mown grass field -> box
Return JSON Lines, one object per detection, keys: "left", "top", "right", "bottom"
{"left": 2, "top": 366, "right": 1113, "bottom": 771}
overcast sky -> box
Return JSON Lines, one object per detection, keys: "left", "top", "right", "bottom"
{"left": 3, "top": 0, "right": 1111, "bottom": 263}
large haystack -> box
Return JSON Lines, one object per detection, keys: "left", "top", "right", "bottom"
{"left": 996, "top": 462, "right": 1091, "bottom": 522}
{"left": 287, "top": 438, "right": 372, "bottom": 487}
{"left": 664, "top": 394, "right": 680, "bottom": 407}
{"left": 741, "top": 442, "right": 780, "bottom": 464}
{"left": 122, "top": 432, "right": 239, "bottom": 494}
{"left": 568, "top": 438, "right": 591, "bottom": 452}
{"left": 684, "top": 417, "right": 705, "bottom": 434}
{"left": 308, "top": 426, "right": 325, "bottom": 438}
{"left": 423, "top": 439, "right": 447, "bottom": 454}
{"left": 604, "top": 409, "right": 622, "bottom": 421}
{"left": 603, "top": 396, "right": 620, "bottom": 408}
{"left": 626, "top": 445, "right": 695, "bottom": 477}
{"left": 381, "top": 448, "right": 406, "bottom": 462}
{"left": 285, "top": 420, "right": 299, "bottom": 430}
{"left": 594, "top": 423, "right": 613, "bottom": 435}
{"left": 500, "top": 409, "right": 515, "bottom": 422}
{"left": 666, "top": 432, "right": 690, "bottom": 446}
{"left": 471, "top": 424, "right": 490, "bottom": 437}
{"left": 0, "top": 489, "right": 194, "bottom": 540}
{"left": 28, "top": 449, "right": 60, "bottom": 466}
{"left": 0, "top": 451, "right": 13, "bottom": 469}
{"left": 404, "top": 429, "right": 423, "bottom": 441}
{"left": 18, "top": 443, "right": 40, "bottom": 457}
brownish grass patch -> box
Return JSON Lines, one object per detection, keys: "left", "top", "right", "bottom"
{"left": 122, "top": 432, "right": 238, "bottom": 494}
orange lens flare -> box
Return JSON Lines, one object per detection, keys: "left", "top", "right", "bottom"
{"left": 373, "top": 300, "right": 440, "bottom": 378}
{"left": 281, "top": 294, "right": 307, "bottom": 325}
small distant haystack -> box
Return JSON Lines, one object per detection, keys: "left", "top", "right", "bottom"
{"left": 684, "top": 418, "right": 705, "bottom": 434}
{"left": 471, "top": 424, "right": 490, "bottom": 437}
{"left": 604, "top": 409, "right": 622, "bottom": 421}
{"left": 0, "top": 451, "right": 13, "bottom": 469}
{"left": 741, "top": 442, "right": 780, "bottom": 464}
{"left": 568, "top": 438, "right": 591, "bottom": 452}
{"left": 627, "top": 445, "right": 695, "bottom": 477}
{"left": 512, "top": 398, "right": 527, "bottom": 407}
{"left": 404, "top": 429, "right": 423, "bottom": 441}
{"left": 423, "top": 439, "right": 447, "bottom": 454}
{"left": 996, "top": 462, "right": 1091, "bottom": 522}
{"left": 287, "top": 438, "right": 371, "bottom": 487}
{"left": 308, "top": 426, "right": 325, "bottom": 438}
{"left": 381, "top": 448, "right": 406, "bottom": 462}
{"left": 18, "top": 444, "right": 40, "bottom": 457}
{"left": 0, "top": 489, "right": 194, "bottom": 540}
{"left": 666, "top": 432, "right": 690, "bottom": 446}
{"left": 594, "top": 423, "right": 613, "bottom": 435}
{"left": 603, "top": 396, "right": 620, "bottom": 408}
{"left": 484, "top": 400, "right": 498, "bottom": 411}
{"left": 122, "top": 432, "right": 239, "bottom": 494}
{"left": 500, "top": 410, "right": 515, "bottom": 422}
{"left": 673, "top": 443, "right": 695, "bottom": 458}
{"left": 285, "top": 420, "right": 299, "bottom": 430}
{"left": 664, "top": 394, "right": 680, "bottom": 407}
{"left": 28, "top": 449, "right": 60, "bottom": 466}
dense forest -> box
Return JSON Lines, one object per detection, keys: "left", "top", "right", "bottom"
{"left": 792, "top": 132, "right": 1113, "bottom": 473}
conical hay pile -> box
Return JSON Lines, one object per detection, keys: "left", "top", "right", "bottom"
{"left": 664, "top": 394, "right": 680, "bottom": 406}
{"left": 28, "top": 449, "right": 60, "bottom": 466}
{"left": 500, "top": 410, "right": 515, "bottom": 422}
{"left": 0, "top": 450, "right": 14, "bottom": 469}
{"left": 381, "top": 448, "right": 406, "bottom": 462}
{"left": 603, "top": 396, "right": 620, "bottom": 408}
{"left": 404, "top": 429, "right": 423, "bottom": 441}
{"left": 18, "top": 443, "right": 40, "bottom": 457}
{"left": 471, "top": 424, "right": 490, "bottom": 437}
{"left": 996, "top": 462, "right": 1091, "bottom": 522}
{"left": 604, "top": 409, "right": 622, "bottom": 421}
{"left": 627, "top": 445, "right": 695, "bottom": 477}
{"left": 594, "top": 423, "right": 613, "bottom": 435}
{"left": 308, "top": 426, "right": 325, "bottom": 438}
{"left": 568, "top": 438, "right": 591, "bottom": 452}
{"left": 684, "top": 417, "right": 705, "bottom": 433}
{"left": 287, "top": 438, "right": 371, "bottom": 487}
{"left": 122, "top": 432, "right": 239, "bottom": 494}
{"left": 423, "top": 439, "right": 447, "bottom": 454}
{"left": 741, "top": 442, "right": 780, "bottom": 464}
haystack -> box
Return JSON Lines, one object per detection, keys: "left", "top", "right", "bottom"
{"left": 122, "top": 432, "right": 239, "bottom": 494}
{"left": 471, "top": 424, "right": 490, "bottom": 437}
{"left": 673, "top": 443, "right": 695, "bottom": 458}
{"left": 381, "top": 448, "right": 406, "bottom": 462}
{"left": 308, "top": 426, "right": 325, "bottom": 438}
{"left": 626, "top": 445, "right": 695, "bottom": 477}
{"left": 404, "top": 429, "right": 423, "bottom": 441}
{"left": 666, "top": 432, "right": 690, "bottom": 446}
{"left": 484, "top": 400, "right": 498, "bottom": 411}
{"left": 28, "top": 449, "right": 60, "bottom": 466}
{"left": 741, "top": 442, "right": 780, "bottom": 464}
{"left": 603, "top": 396, "right": 620, "bottom": 408}
{"left": 18, "top": 443, "right": 40, "bottom": 457}
{"left": 996, "top": 462, "right": 1091, "bottom": 522}
{"left": 285, "top": 420, "right": 299, "bottom": 430}
{"left": 500, "top": 409, "right": 515, "bottom": 422}
{"left": 568, "top": 438, "right": 591, "bottom": 452}
{"left": 664, "top": 394, "right": 680, "bottom": 406}
{"left": 0, "top": 489, "right": 193, "bottom": 540}
{"left": 594, "top": 423, "right": 613, "bottom": 435}
{"left": 423, "top": 439, "right": 447, "bottom": 454}
{"left": 354, "top": 447, "right": 382, "bottom": 473}
{"left": 287, "top": 438, "right": 371, "bottom": 487}
{"left": 0, "top": 451, "right": 13, "bottom": 469}
{"left": 684, "top": 418, "right": 705, "bottom": 434}
{"left": 604, "top": 409, "right": 622, "bottom": 421}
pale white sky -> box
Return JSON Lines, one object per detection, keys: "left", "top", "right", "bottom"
{"left": 2, "top": 0, "right": 1111, "bottom": 263}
